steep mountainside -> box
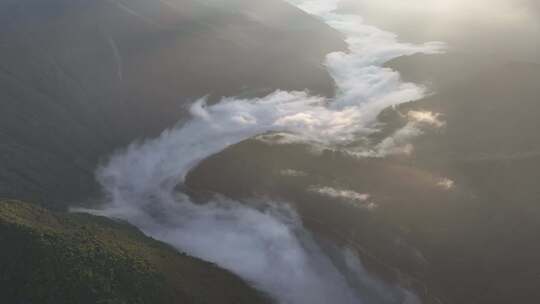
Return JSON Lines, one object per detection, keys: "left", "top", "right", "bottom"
{"left": 0, "top": 200, "right": 270, "bottom": 304}
{"left": 0, "top": 0, "right": 345, "bottom": 208}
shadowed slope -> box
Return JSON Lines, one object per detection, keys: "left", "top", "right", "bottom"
{"left": 0, "top": 0, "right": 345, "bottom": 208}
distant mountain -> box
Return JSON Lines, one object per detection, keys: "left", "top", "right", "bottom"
{"left": 0, "top": 199, "right": 270, "bottom": 304}
{"left": 339, "top": 0, "right": 540, "bottom": 63}
{"left": 0, "top": 0, "right": 345, "bottom": 208}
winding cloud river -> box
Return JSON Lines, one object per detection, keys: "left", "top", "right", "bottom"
{"left": 79, "top": 1, "right": 445, "bottom": 303}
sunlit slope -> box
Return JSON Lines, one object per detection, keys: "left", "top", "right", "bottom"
{"left": 0, "top": 0, "right": 345, "bottom": 207}
{"left": 0, "top": 200, "right": 270, "bottom": 304}
{"left": 186, "top": 57, "right": 540, "bottom": 304}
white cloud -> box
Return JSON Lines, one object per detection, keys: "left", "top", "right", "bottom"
{"left": 310, "top": 186, "right": 378, "bottom": 210}
{"left": 280, "top": 169, "right": 308, "bottom": 177}
{"left": 407, "top": 110, "right": 446, "bottom": 128}
{"left": 81, "top": 1, "right": 442, "bottom": 302}
{"left": 357, "top": 110, "right": 446, "bottom": 158}
{"left": 437, "top": 177, "right": 455, "bottom": 190}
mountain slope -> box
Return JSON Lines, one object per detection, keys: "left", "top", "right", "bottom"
{"left": 0, "top": 0, "right": 345, "bottom": 208}
{"left": 0, "top": 199, "right": 271, "bottom": 304}
{"left": 185, "top": 55, "right": 540, "bottom": 304}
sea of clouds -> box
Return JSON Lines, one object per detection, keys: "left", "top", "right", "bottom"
{"left": 78, "top": 1, "right": 446, "bottom": 303}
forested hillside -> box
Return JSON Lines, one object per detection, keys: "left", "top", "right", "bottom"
{"left": 0, "top": 200, "right": 270, "bottom": 304}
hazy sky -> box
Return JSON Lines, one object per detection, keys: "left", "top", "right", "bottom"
{"left": 339, "top": 0, "right": 540, "bottom": 62}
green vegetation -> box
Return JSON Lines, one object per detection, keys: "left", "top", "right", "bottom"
{"left": 0, "top": 200, "right": 270, "bottom": 304}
